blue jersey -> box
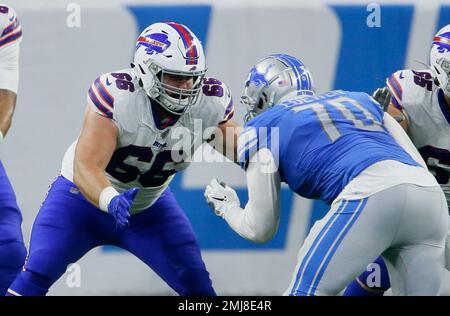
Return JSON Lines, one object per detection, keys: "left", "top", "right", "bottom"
{"left": 238, "top": 90, "right": 420, "bottom": 204}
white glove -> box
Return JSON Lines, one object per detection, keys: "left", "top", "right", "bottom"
{"left": 204, "top": 178, "right": 240, "bottom": 217}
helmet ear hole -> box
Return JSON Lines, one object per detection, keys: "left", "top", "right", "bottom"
{"left": 258, "top": 98, "right": 264, "bottom": 109}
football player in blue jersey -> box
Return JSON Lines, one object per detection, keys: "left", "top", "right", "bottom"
{"left": 204, "top": 54, "right": 448, "bottom": 295}
{"left": 0, "top": 5, "right": 26, "bottom": 295}
{"left": 345, "top": 25, "right": 450, "bottom": 297}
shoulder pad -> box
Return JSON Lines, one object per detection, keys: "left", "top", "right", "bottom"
{"left": 0, "top": 5, "right": 22, "bottom": 48}
{"left": 202, "top": 77, "right": 234, "bottom": 124}
{"left": 386, "top": 69, "right": 434, "bottom": 111}
{"left": 87, "top": 70, "right": 138, "bottom": 119}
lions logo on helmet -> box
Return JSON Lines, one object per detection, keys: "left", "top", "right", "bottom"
{"left": 247, "top": 64, "right": 275, "bottom": 87}
{"left": 132, "top": 22, "right": 206, "bottom": 115}
{"left": 241, "top": 54, "right": 314, "bottom": 122}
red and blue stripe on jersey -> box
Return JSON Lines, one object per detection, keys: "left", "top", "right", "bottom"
{"left": 165, "top": 21, "right": 198, "bottom": 65}
{"left": 219, "top": 99, "right": 234, "bottom": 124}
{"left": 386, "top": 73, "right": 403, "bottom": 110}
{"left": 0, "top": 15, "right": 22, "bottom": 48}
{"left": 88, "top": 77, "right": 114, "bottom": 119}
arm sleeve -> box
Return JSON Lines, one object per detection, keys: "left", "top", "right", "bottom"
{"left": 223, "top": 148, "right": 282, "bottom": 243}
{"left": 0, "top": 40, "right": 19, "bottom": 93}
{"left": 383, "top": 112, "right": 427, "bottom": 168}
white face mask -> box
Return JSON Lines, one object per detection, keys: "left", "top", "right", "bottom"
{"left": 430, "top": 25, "right": 450, "bottom": 96}
{"left": 433, "top": 57, "right": 450, "bottom": 97}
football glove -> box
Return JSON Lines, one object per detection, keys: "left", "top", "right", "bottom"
{"left": 108, "top": 187, "right": 139, "bottom": 228}
{"left": 372, "top": 87, "right": 392, "bottom": 111}
{"left": 204, "top": 178, "right": 240, "bottom": 217}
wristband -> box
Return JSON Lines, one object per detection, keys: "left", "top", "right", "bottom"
{"left": 99, "top": 186, "right": 120, "bottom": 212}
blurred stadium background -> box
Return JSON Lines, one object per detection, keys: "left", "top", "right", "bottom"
{"left": 0, "top": 0, "right": 449, "bottom": 295}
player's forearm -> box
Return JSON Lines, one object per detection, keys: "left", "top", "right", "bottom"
{"left": 223, "top": 148, "right": 281, "bottom": 243}
{"left": 386, "top": 103, "right": 409, "bottom": 131}
{"left": 223, "top": 203, "right": 279, "bottom": 243}
{"left": 222, "top": 123, "right": 241, "bottom": 164}
{"left": 0, "top": 89, "right": 16, "bottom": 140}
{"left": 73, "top": 106, "right": 120, "bottom": 209}
{"left": 211, "top": 121, "right": 242, "bottom": 164}
{"left": 73, "top": 161, "right": 113, "bottom": 208}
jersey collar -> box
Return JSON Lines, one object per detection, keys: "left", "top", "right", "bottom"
{"left": 437, "top": 88, "right": 450, "bottom": 125}
{"left": 149, "top": 98, "right": 182, "bottom": 130}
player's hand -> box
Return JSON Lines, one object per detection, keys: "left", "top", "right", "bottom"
{"left": 204, "top": 178, "right": 240, "bottom": 217}
{"left": 107, "top": 187, "right": 139, "bottom": 228}
{"left": 372, "top": 87, "right": 392, "bottom": 111}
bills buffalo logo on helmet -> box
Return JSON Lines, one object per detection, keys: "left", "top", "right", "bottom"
{"left": 136, "top": 33, "right": 171, "bottom": 55}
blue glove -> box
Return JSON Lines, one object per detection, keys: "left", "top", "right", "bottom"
{"left": 108, "top": 187, "right": 139, "bottom": 228}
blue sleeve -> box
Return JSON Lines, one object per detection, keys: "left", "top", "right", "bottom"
{"left": 238, "top": 114, "right": 279, "bottom": 170}
{"left": 237, "top": 126, "right": 260, "bottom": 170}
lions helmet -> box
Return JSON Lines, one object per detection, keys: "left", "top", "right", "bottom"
{"left": 430, "top": 24, "right": 450, "bottom": 97}
{"left": 241, "top": 54, "right": 314, "bottom": 122}
{"left": 132, "top": 22, "right": 207, "bottom": 115}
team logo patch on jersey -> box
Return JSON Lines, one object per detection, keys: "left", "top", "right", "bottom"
{"left": 152, "top": 140, "right": 167, "bottom": 150}
{"left": 136, "top": 33, "right": 171, "bottom": 55}
{"left": 433, "top": 32, "right": 450, "bottom": 53}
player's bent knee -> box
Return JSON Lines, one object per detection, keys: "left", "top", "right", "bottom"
{"left": 26, "top": 248, "right": 70, "bottom": 278}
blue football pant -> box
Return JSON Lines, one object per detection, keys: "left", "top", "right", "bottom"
{"left": 0, "top": 161, "right": 26, "bottom": 295}
{"left": 284, "top": 184, "right": 447, "bottom": 296}
{"left": 343, "top": 256, "right": 390, "bottom": 296}
{"left": 7, "top": 176, "right": 214, "bottom": 296}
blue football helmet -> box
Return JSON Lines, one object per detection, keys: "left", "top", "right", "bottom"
{"left": 241, "top": 54, "right": 315, "bottom": 121}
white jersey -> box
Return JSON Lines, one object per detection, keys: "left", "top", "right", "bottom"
{"left": 387, "top": 68, "right": 450, "bottom": 205}
{"left": 0, "top": 4, "right": 21, "bottom": 93}
{"left": 61, "top": 68, "right": 234, "bottom": 213}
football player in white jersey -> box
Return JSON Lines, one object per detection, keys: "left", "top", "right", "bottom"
{"left": 7, "top": 22, "right": 238, "bottom": 296}
{"left": 0, "top": 4, "right": 26, "bottom": 295}
{"left": 345, "top": 25, "right": 450, "bottom": 296}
